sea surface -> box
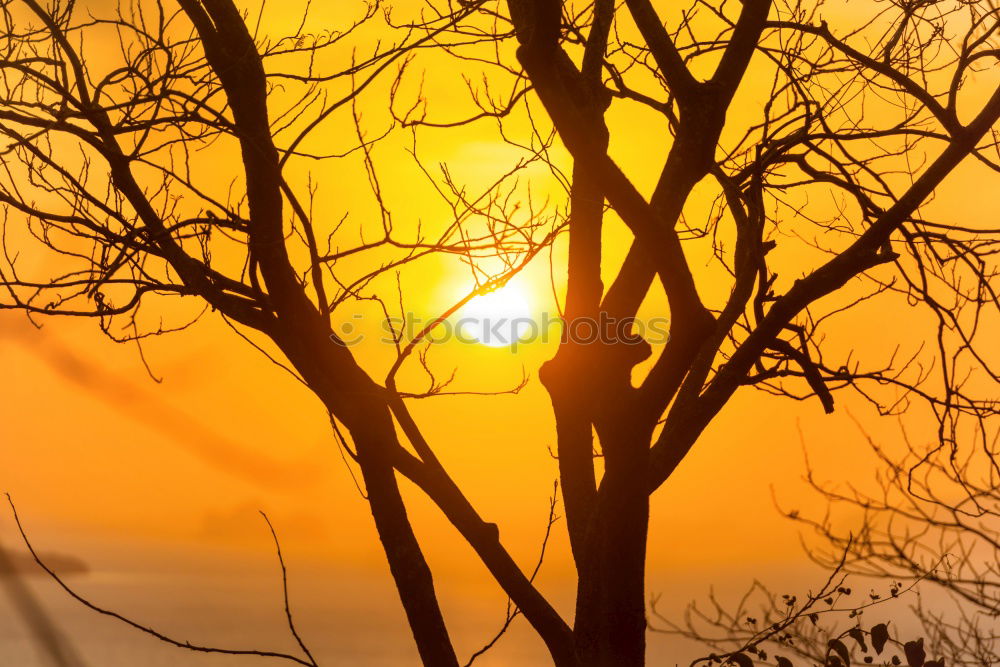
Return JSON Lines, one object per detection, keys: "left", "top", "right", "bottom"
{"left": 1, "top": 565, "right": 573, "bottom": 667}
{"left": 1, "top": 557, "right": 897, "bottom": 666}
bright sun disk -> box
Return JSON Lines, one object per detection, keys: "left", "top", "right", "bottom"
{"left": 457, "top": 284, "right": 534, "bottom": 347}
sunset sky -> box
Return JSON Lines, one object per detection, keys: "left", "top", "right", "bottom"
{"left": 2, "top": 0, "right": 998, "bottom": 664}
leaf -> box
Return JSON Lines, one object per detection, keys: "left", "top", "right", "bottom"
{"left": 871, "top": 623, "right": 890, "bottom": 655}
{"left": 848, "top": 627, "right": 869, "bottom": 653}
{"left": 829, "top": 638, "right": 851, "bottom": 667}
{"left": 904, "top": 639, "right": 926, "bottom": 667}
{"left": 728, "top": 652, "right": 754, "bottom": 667}
{"left": 776, "top": 658, "right": 794, "bottom": 667}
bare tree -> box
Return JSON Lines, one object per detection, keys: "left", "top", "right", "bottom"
{"left": 785, "top": 421, "right": 1000, "bottom": 666}
{"left": 2, "top": 0, "right": 1000, "bottom": 665}
{"left": 649, "top": 556, "right": 938, "bottom": 667}
{"left": 647, "top": 413, "right": 999, "bottom": 666}
{"left": 654, "top": 419, "right": 1000, "bottom": 667}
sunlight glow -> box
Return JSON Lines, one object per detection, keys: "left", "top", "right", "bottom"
{"left": 457, "top": 283, "right": 534, "bottom": 347}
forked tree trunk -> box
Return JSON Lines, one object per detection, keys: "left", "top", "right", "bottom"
{"left": 173, "top": 4, "right": 461, "bottom": 662}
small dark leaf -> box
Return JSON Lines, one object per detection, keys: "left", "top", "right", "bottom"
{"left": 829, "top": 638, "right": 851, "bottom": 667}
{"left": 848, "top": 627, "right": 869, "bottom": 652}
{"left": 776, "top": 657, "right": 794, "bottom": 667}
{"left": 904, "top": 639, "right": 926, "bottom": 667}
{"left": 891, "top": 656, "right": 901, "bottom": 666}
{"left": 809, "top": 613, "right": 819, "bottom": 625}
{"left": 729, "top": 652, "right": 754, "bottom": 667}
{"left": 871, "top": 624, "right": 890, "bottom": 655}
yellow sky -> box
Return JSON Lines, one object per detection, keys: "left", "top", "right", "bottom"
{"left": 2, "top": 0, "right": 999, "bottom": 663}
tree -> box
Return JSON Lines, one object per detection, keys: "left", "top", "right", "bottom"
{"left": 649, "top": 555, "right": 936, "bottom": 667}
{"left": 650, "top": 421, "right": 1000, "bottom": 667}
{"left": 1, "top": 0, "right": 999, "bottom": 665}
{"left": 788, "top": 422, "right": 1000, "bottom": 666}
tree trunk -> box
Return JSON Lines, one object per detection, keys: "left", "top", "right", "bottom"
{"left": 350, "top": 420, "right": 460, "bottom": 667}
{"left": 542, "top": 158, "right": 604, "bottom": 566}
{"left": 271, "top": 319, "right": 460, "bottom": 667}
{"left": 573, "top": 425, "right": 651, "bottom": 666}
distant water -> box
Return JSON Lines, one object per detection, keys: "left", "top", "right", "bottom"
{"left": 0, "top": 552, "right": 88, "bottom": 577}
{"left": 0, "top": 562, "right": 848, "bottom": 666}
{"left": 0, "top": 567, "right": 563, "bottom": 666}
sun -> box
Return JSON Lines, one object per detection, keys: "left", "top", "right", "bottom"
{"left": 456, "top": 283, "right": 534, "bottom": 347}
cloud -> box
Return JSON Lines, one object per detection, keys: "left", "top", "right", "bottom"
{"left": 1, "top": 316, "right": 328, "bottom": 492}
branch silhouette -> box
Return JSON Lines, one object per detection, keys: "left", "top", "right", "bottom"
{"left": 1, "top": 0, "right": 999, "bottom": 664}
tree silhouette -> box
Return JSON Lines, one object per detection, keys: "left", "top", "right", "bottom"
{"left": 787, "top": 423, "right": 1000, "bottom": 666}
{"left": 648, "top": 421, "right": 1000, "bottom": 666}
{"left": 649, "top": 556, "right": 943, "bottom": 667}
{"left": 1, "top": 0, "right": 999, "bottom": 665}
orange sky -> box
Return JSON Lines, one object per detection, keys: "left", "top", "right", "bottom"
{"left": 2, "top": 0, "right": 999, "bottom": 664}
